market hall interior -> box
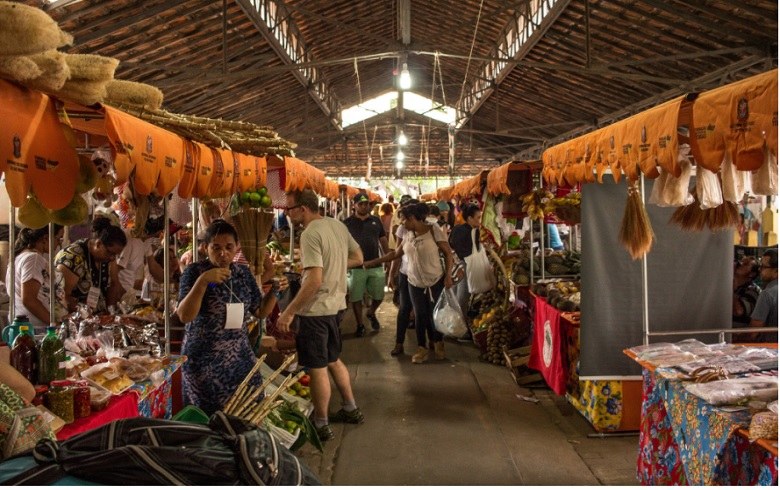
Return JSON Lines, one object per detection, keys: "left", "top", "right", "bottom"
{"left": 296, "top": 297, "right": 637, "bottom": 486}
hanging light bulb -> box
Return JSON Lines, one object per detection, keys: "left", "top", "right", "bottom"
{"left": 398, "top": 132, "right": 408, "bottom": 146}
{"left": 395, "top": 160, "right": 404, "bottom": 170}
{"left": 396, "top": 150, "right": 405, "bottom": 161}
{"left": 399, "top": 63, "right": 412, "bottom": 90}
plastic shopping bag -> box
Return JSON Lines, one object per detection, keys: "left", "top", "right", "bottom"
{"left": 696, "top": 164, "right": 723, "bottom": 209}
{"left": 464, "top": 229, "right": 497, "bottom": 294}
{"left": 752, "top": 148, "right": 778, "bottom": 196}
{"left": 433, "top": 287, "right": 468, "bottom": 338}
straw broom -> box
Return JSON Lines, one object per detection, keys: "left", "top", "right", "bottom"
{"left": 619, "top": 180, "right": 655, "bottom": 260}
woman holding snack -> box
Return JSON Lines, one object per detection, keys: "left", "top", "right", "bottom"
{"left": 176, "top": 219, "right": 284, "bottom": 415}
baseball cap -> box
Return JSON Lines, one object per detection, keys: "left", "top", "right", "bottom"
{"left": 436, "top": 201, "right": 449, "bottom": 212}
{"left": 399, "top": 194, "right": 413, "bottom": 205}
{"left": 353, "top": 192, "right": 370, "bottom": 204}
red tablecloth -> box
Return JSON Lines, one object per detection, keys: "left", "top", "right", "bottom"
{"left": 56, "top": 392, "right": 139, "bottom": 440}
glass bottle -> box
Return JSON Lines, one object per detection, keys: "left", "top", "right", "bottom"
{"left": 73, "top": 380, "right": 91, "bottom": 419}
{"left": 38, "top": 326, "right": 66, "bottom": 384}
{"left": 10, "top": 325, "right": 38, "bottom": 384}
{"left": 46, "top": 380, "right": 74, "bottom": 424}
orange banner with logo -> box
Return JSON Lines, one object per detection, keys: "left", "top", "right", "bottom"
{"left": 0, "top": 80, "right": 79, "bottom": 208}
{"left": 234, "top": 152, "right": 263, "bottom": 192}
{"left": 177, "top": 140, "right": 199, "bottom": 199}
{"left": 103, "top": 105, "right": 183, "bottom": 196}
{"left": 193, "top": 142, "right": 215, "bottom": 199}
{"left": 690, "top": 69, "right": 777, "bottom": 171}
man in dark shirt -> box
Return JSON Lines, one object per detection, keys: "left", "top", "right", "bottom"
{"left": 344, "top": 192, "right": 389, "bottom": 337}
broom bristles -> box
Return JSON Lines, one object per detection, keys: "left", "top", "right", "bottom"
{"left": 619, "top": 183, "right": 654, "bottom": 260}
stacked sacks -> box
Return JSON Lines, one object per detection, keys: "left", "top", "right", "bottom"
{"left": 0, "top": 2, "right": 72, "bottom": 91}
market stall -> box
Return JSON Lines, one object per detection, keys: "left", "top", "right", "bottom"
{"left": 625, "top": 341, "right": 778, "bottom": 485}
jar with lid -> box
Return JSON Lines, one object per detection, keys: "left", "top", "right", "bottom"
{"left": 46, "top": 380, "right": 74, "bottom": 424}
{"left": 73, "top": 380, "right": 91, "bottom": 419}
{"left": 38, "top": 326, "right": 66, "bottom": 384}
{"left": 10, "top": 325, "right": 38, "bottom": 384}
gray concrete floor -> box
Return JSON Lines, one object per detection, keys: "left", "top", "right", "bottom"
{"left": 297, "top": 294, "right": 639, "bottom": 485}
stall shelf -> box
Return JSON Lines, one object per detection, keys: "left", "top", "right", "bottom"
{"left": 528, "top": 291, "right": 641, "bottom": 431}
{"left": 625, "top": 349, "right": 778, "bottom": 486}
{"left": 55, "top": 355, "right": 186, "bottom": 440}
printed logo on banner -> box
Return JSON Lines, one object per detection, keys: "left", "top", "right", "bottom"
{"left": 737, "top": 97, "right": 749, "bottom": 121}
{"left": 13, "top": 135, "right": 21, "bottom": 158}
{"left": 543, "top": 320, "right": 553, "bottom": 368}
{"left": 146, "top": 135, "right": 153, "bottom": 153}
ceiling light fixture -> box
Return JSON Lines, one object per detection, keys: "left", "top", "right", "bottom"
{"left": 399, "top": 63, "right": 412, "bottom": 90}
{"left": 398, "top": 132, "right": 408, "bottom": 146}
{"left": 396, "top": 150, "right": 405, "bottom": 161}
{"left": 395, "top": 161, "right": 404, "bottom": 170}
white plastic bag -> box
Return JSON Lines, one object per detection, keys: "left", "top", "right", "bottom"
{"left": 752, "top": 148, "right": 778, "bottom": 196}
{"left": 721, "top": 152, "right": 743, "bottom": 203}
{"left": 661, "top": 145, "right": 695, "bottom": 207}
{"left": 433, "top": 287, "right": 467, "bottom": 338}
{"left": 648, "top": 168, "right": 671, "bottom": 206}
{"left": 464, "top": 229, "right": 496, "bottom": 294}
{"left": 696, "top": 164, "right": 723, "bottom": 209}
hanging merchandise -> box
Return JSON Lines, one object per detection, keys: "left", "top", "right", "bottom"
{"left": 618, "top": 180, "right": 654, "bottom": 260}
{"left": 752, "top": 148, "right": 778, "bottom": 196}
{"left": 695, "top": 165, "right": 724, "bottom": 209}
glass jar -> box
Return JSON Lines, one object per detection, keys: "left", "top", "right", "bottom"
{"left": 73, "top": 380, "right": 91, "bottom": 419}
{"left": 46, "top": 380, "right": 74, "bottom": 424}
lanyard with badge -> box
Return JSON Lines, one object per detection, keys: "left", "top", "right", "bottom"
{"left": 86, "top": 250, "right": 102, "bottom": 310}
{"left": 223, "top": 273, "right": 244, "bottom": 330}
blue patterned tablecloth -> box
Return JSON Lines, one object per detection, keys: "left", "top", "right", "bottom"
{"left": 130, "top": 355, "right": 186, "bottom": 419}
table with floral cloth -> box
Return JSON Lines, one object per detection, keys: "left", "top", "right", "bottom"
{"left": 130, "top": 355, "right": 186, "bottom": 419}
{"left": 635, "top": 366, "right": 778, "bottom": 485}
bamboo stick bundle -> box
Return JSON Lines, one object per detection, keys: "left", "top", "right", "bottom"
{"left": 249, "top": 400, "right": 284, "bottom": 426}
{"left": 232, "top": 367, "right": 302, "bottom": 421}
{"left": 225, "top": 354, "right": 296, "bottom": 416}
{"left": 619, "top": 181, "right": 655, "bottom": 260}
{"left": 222, "top": 354, "right": 267, "bottom": 413}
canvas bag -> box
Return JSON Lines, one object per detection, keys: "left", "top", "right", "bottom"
{"left": 465, "top": 228, "right": 496, "bottom": 294}
{"left": 0, "top": 383, "right": 54, "bottom": 461}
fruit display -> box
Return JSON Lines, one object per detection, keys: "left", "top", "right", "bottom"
{"left": 531, "top": 279, "right": 581, "bottom": 312}
{"left": 548, "top": 192, "right": 581, "bottom": 224}
{"left": 506, "top": 248, "right": 581, "bottom": 285}
{"left": 521, "top": 189, "right": 554, "bottom": 220}
{"left": 285, "top": 374, "right": 311, "bottom": 401}
{"left": 237, "top": 186, "right": 273, "bottom": 208}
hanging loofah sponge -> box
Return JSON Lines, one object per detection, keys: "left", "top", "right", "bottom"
{"left": 63, "top": 53, "right": 119, "bottom": 81}
{"left": 105, "top": 79, "right": 164, "bottom": 110}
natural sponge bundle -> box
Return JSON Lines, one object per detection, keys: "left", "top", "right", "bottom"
{"left": 52, "top": 53, "right": 120, "bottom": 106}
{"left": 105, "top": 79, "right": 164, "bottom": 110}
{"left": 0, "top": 1, "right": 72, "bottom": 56}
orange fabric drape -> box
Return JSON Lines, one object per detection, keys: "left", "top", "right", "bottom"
{"left": 0, "top": 80, "right": 79, "bottom": 208}
{"left": 343, "top": 185, "right": 360, "bottom": 199}
{"left": 452, "top": 171, "right": 485, "bottom": 198}
{"left": 368, "top": 191, "right": 381, "bottom": 203}
{"left": 420, "top": 193, "right": 435, "bottom": 201}
{"left": 437, "top": 186, "right": 453, "bottom": 201}
{"left": 690, "top": 69, "right": 778, "bottom": 171}
{"left": 322, "top": 179, "right": 340, "bottom": 199}
{"left": 193, "top": 142, "right": 215, "bottom": 199}
{"left": 235, "top": 153, "right": 266, "bottom": 192}
{"left": 103, "top": 105, "right": 183, "bottom": 196}
{"left": 177, "top": 140, "right": 199, "bottom": 199}
{"left": 209, "top": 148, "right": 236, "bottom": 198}
{"left": 487, "top": 163, "right": 512, "bottom": 196}
{"left": 283, "top": 156, "right": 312, "bottom": 192}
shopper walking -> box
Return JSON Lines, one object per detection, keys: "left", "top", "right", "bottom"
{"left": 369, "top": 202, "right": 455, "bottom": 363}
{"left": 746, "top": 248, "right": 778, "bottom": 342}
{"left": 344, "top": 192, "right": 389, "bottom": 336}
{"left": 276, "top": 189, "right": 365, "bottom": 442}
{"left": 384, "top": 202, "right": 416, "bottom": 356}
{"left": 448, "top": 203, "right": 483, "bottom": 341}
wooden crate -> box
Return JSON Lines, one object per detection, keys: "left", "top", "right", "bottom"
{"left": 503, "top": 345, "right": 542, "bottom": 385}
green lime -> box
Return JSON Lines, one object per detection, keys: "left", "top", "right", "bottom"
{"left": 249, "top": 192, "right": 261, "bottom": 206}
{"left": 258, "top": 186, "right": 268, "bottom": 197}
{"left": 260, "top": 195, "right": 272, "bottom": 208}
{"left": 241, "top": 191, "right": 251, "bottom": 204}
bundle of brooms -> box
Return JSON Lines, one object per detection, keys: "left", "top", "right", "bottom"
{"left": 619, "top": 181, "right": 655, "bottom": 260}
{"left": 669, "top": 192, "right": 740, "bottom": 231}
{"left": 222, "top": 354, "right": 304, "bottom": 426}
{"left": 233, "top": 207, "right": 275, "bottom": 276}
{"left": 110, "top": 103, "right": 297, "bottom": 158}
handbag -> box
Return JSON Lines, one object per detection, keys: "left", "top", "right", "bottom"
{"left": 464, "top": 228, "right": 496, "bottom": 294}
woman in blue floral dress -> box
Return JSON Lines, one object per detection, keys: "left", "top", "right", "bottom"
{"left": 177, "top": 220, "right": 281, "bottom": 415}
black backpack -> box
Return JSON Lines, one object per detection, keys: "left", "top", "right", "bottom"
{"left": 2, "top": 412, "right": 320, "bottom": 486}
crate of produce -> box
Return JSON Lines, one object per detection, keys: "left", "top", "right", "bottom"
{"left": 503, "top": 345, "right": 542, "bottom": 386}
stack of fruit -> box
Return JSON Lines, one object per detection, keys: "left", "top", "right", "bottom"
{"left": 237, "top": 186, "right": 273, "bottom": 208}
{"left": 285, "top": 373, "right": 311, "bottom": 400}
{"left": 520, "top": 189, "right": 554, "bottom": 220}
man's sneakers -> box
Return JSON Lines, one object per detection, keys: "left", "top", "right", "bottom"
{"left": 355, "top": 324, "right": 366, "bottom": 337}
{"left": 367, "top": 313, "right": 381, "bottom": 331}
{"left": 329, "top": 407, "right": 365, "bottom": 424}
{"left": 316, "top": 424, "right": 334, "bottom": 442}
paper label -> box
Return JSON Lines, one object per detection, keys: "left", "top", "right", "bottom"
{"left": 102, "top": 371, "right": 119, "bottom": 381}
{"left": 225, "top": 303, "right": 244, "bottom": 329}
{"left": 86, "top": 286, "right": 101, "bottom": 309}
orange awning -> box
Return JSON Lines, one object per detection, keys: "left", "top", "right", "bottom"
{"left": 487, "top": 163, "right": 512, "bottom": 196}
{"left": 209, "top": 148, "right": 232, "bottom": 197}
{"left": 452, "top": 170, "right": 487, "bottom": 199}
{"left": 193, "top": 142, "right": 215, "bottom": 199}
{"left": 690, "top": 69, "right": 778, "bottom": 171}
{"left": 177, "top": 140, "right": 199, "bottom": 199}
{"left": 436, "top": 186, "right": 453, "bottom": 201}
{"left": 235, "top": 152, "right": 266, "bottom": 192}
{"left": 322, "top": 179, "right": 340, "bottom": 199}
{"left": 420, "top": 192, "right": 435, "bottom": 201}
{"left": 0, "top": 80, "right": 79, "bottom": 209}
{"left": 103, "top": 105, "right": 184, "bottom": 196}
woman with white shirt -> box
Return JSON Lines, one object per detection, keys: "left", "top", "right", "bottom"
{"left": 368, "top": 202, "right": 455, "bottom": 363}
{"left": 5, "top": 225, "right": 63, "bottom": 329}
